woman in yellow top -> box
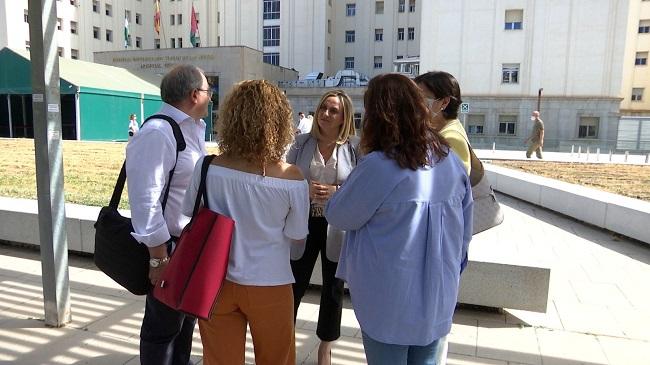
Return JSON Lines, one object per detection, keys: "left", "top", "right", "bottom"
{"left": 415, "top": 71, "right": 471, "bottom": 174}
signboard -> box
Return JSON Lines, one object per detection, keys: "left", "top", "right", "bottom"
{"left": 460, "top": 103, "right": 470, "bottom": 114}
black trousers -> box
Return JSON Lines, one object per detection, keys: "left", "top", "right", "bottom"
{"left": 291, "top": 216, "right": 344, "bottom": 342}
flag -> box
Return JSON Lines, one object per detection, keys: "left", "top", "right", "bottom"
{"left": 190, "top": 4, "right": 199, "bottom": 47}
{"left": 154, "top": 0, "right": 161, "bottom": 35}
{"left": 123, "top": 16, "right": 130, "bottom": 48}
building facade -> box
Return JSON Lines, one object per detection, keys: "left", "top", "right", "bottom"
{"left": 621, "top": 0, "right": 650, "bottom": 116}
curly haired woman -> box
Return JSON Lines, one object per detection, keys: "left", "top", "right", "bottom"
{"left": 182, "top": 80, "right": 309, "bottom": 365}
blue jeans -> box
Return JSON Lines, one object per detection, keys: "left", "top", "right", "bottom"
{"left": 362, "top": 331, "right": 446, "bottom": 365}
{"left": 140, "top": 293, "right": 197, "bottom": 365}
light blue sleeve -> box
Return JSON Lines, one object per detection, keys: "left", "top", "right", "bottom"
{"left": 460, "top": 175, "right": 473, "bottom": 273}
{"left": 325, "top": 153, "right": 403, "bottom": 231}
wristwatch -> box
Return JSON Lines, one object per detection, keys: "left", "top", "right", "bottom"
{"left": 149, "top": 257, "right": 170, "bottom": 268}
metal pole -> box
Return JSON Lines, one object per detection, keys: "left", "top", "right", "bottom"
{"left": 7, "top": 95, "right": 13, "bottom": 138}
{"left": 28, "top": 0, "right": 72, "bottom": 327}
{"left": 537, "top": 88, "right": 543, "bottom": 112}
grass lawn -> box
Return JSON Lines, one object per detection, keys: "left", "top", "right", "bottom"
{"left": 0, "top": 138, "right": 218, "bottom": 209}
{"left": 491, "top": 160, "right": 650, "bottom": 202}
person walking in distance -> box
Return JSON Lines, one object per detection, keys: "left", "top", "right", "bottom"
{"left": 126, "top": 64, "right": 210, "bottom": 365}
{"left": 525, "top": 111, "right": 544, "bottom": 159}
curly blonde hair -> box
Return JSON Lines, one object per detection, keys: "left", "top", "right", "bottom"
{"left": 217, "top": 80, "right": 294, "bottom": 164}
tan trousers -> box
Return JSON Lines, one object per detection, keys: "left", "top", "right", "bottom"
{"left": 526, "top": 142, "right": 543, "bottom": 159}
{"left": 199, "top": 280, "right": 295, "bottom": 365}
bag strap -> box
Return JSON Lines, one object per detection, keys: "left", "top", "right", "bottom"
{"left": 458, "top": 132, "right": 484, "bottom": 187}
{"left": 109, "top": 114, "right": 187, "bottom": 210}
{"left": 190, "top": 155, "right": 217, "bottom": 220}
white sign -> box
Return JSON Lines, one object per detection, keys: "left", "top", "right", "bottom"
{"left": 47, "top": 104, "right": 60, "bottom": 113}
{"left": 33, "top": 94, "right": 44, "bottom": 103}
{"left": 460, "top": 103, "right": 470, "bottom": 114}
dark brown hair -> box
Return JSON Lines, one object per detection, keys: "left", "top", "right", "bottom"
{"left": 361, "top": 73, "right": 448, "bottom": 170}
{"left": 414, "top": 71, "right": 462, "bottom": 120}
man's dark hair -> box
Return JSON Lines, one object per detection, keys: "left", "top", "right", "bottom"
{"left": 160, "top": 64, "right": 204, "bottom": 105}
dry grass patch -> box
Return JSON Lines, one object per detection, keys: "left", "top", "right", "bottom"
{"left": 491, "top": 160, "right": 650, "bottom": 202}
{"left": 0, "top": 138, "right": 219, "bottom": 209}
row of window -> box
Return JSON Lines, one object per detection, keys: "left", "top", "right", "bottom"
{"left": 345, "top": 28, "right": 415, "bottom": 43}
{"left": 346, "top": 0, "right": 416, "bottom": 16}
{"left": 27, "top": 41, "right": 81, "bottom": 60}
{"left": 465, "top": 115, "right": 599, "bottom": 139}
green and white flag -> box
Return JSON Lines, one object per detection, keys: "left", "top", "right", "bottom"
{"left": 124, "top": 17, "right": 130, "bottom": 48}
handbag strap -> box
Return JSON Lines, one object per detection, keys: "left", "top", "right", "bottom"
{"left": 458, "top": 132, "right": 484, "bottom": 187}
{"left": 109, "top": 114, "right": 187, "bottom": 210}
{"left": 189, "top": 155, "right": 217, "bottom": 220}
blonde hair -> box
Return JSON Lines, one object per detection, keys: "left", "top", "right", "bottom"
{"left": 310, "top": 90, "right": 355, "bottom": 144}
{"left": 217, "top": 80, "right": 294, "bottom": 164}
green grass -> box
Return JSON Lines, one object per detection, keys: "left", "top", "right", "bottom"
{"left": 0, "top": 138, "right": 218, "bottom": 209}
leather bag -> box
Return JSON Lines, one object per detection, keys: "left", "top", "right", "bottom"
{"left": 153, "top": 155, "right": 235, "bottom": 320}
{"left": 93, "top": 115, "right": 186, "bottom": 295}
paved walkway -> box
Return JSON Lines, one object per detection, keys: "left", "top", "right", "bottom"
{"left": 0, "top": 194, "right": 648, "bottom": 364}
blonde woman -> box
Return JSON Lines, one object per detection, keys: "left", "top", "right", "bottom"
{"left": 182, "top": 80, "right": 309, "bottom": 365}
{"left": 287, "top": 89, "right": 359, "bottom": 365}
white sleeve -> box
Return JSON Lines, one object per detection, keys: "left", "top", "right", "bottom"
{"left": 283, "top": 180, "right": 310, "bottom": 240}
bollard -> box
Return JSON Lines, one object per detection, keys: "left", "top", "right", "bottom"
{"left": 646, "top": 153, "right": 650, "bottom": 164}
{"left": 625, "top": 151, "right": 629, "bottom": 162}
{"left": 578, "top": 146, "right": 581, "bottom": 159}
{"left": 586, "top": 146, "right": 590, "bottom": 161}
{"left": 596, "top": 148, "right": 600, "bottom": 161}
{"left": 609, "top": 150, "right": 613, "bottom": 162}
{"left": 571, "top": 145, "right": 575, "bottom": 156}
{"left": 492, "top": 142, "right": 496, "bottom": 153}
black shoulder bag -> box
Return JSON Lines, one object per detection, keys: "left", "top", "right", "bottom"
{"left": 94, "top": 114, "right": 186, "bottom": 295}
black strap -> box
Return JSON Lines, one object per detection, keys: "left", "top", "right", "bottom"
{"left": 109, "top": 114, "right": 187, "bottom": 211}
{"left": 189, "top": 155, "right": 216, "bottom": 221}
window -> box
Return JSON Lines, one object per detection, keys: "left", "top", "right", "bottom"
{"left": 105, "top": 29, "right": 113, "bottom": 42}
{"left": 171, "top": 38, "right": 176, "bottom": 48}
{"left": 93, "top": 27, "right": 100, "bottom": 39}
{"left": 345, "top": 57, "right": 355, "bottom": 69}
{"left": 155, "top": 38, "right": 161, "bottom": 49}
{"left": 467, "top": 114, "right": 485, "bottom": 134}
{"left": 105, "top": 4, "right": 112, "bottom": 17}
{"left": 398, "top": 0, "right": 405, "bottom": 12}
{"left": 178, "top": 14, "right": 183, "bottom": 25}
{"left": 71, "top": 49, "right": 79, "bottom": 59}
{"left": 396, "top": 55, "right": 403, "bottom": 59}
{"left": 639, "top": 20, "right": 650, "bottom": 33}
{"left": 328, "top": 20, "right": 331, "bottom": 33}
{"left": 263, "top": 0, "right": 280, "bottom": 20}
{"left": 263, "top": 26, "right": 280, "bottom": 46}
{"left": 136, "top": 37, "right": 142, "bottom": 48}
{"left": 263, "top": 52, "right": 280, "bottom": 66}
{"left": 24, "top": 9, "right": 28, "bottom": 23}
{"left": 57, "top": 18, "right": 62, "bottom": 30}
{"left": 578, "top": 117, "right": 599, "bottom": 138}
{"left": 136, "top": 13, "right": 141, "bottom": 25}
{"left": 409, "top": 0, "right": 415, "bottom": 12}
{"left": 178, "top": 37, "right": 183, "bottom": 48}
{"left": 170, "top": 14, "right": 175, "bottom": 25}
{"left": 346, "top": 3, "right": 356, "bottom": 16}
{"left": 397, "top": 28, "right": 404, "bottom": 40}
{"left": 327, "top": 46, "right": 331, "bottom": 60}
{"left": 92, "top": 0, "right": 99, "bottom": 13}
{"left": 502, "top": 63, "right": 519, "bottom": 83}
{"left": 217, "top": 36, "right": 220, "bottom": 46}
{"left": 25, "top": 41, "right": 30, "bottom": 52}
{"left": 345, "top": 30, "right": 355, "bottom": 43}
{"left": 70, "top": 0, "right": 76, "bottom": 5}
{"left": 632, "top": 88, "right": 644, "bottom": 101}
{"left": 408, "top": 27, "right": 415, "bottom": 40}
{"left": 58, "top": 47, "right": 64, "bottom": 57}
{"left": 376, "top": 1, "right": 384, "bottom": 14}
{"left": 636, "top": 52, "right": 648, "bottom": 65}
{"left": 374, "top": 56, "right": 383, "bottom": 68}
{"left": 498, "top": 115, "right": 517, "bottom": 135}
{"left": 375, "top": 28, "right": 383, "bottom": 41}
{"left": 354, "top": 113, "right": 362, "bottom": 129}
{"left": 505, "top": 9, "right": 523, "bottom": 30}
{"left": 70, "top": 21, "right": 77, "bottom": 34}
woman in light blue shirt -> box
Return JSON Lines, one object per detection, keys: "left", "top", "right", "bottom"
{"left": 325, "top": 74, "right": 473, "bottom": 365}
